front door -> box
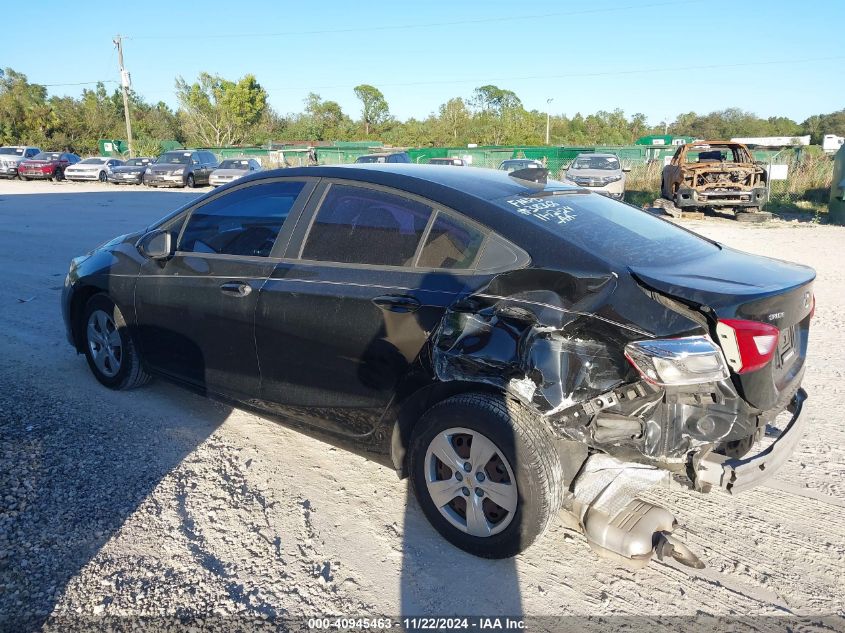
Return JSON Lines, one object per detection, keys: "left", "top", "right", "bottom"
{"left": 134, "top": 178, "right": 315, "bottom": 398}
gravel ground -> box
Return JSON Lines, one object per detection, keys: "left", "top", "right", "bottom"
{"left": 0, "top": 179, "right": 844, "bottom": 630}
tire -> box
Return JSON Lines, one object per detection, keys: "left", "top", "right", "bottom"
{"left": 186, "top": 173, "right": 195, "bottom": 188}
{"left": 53, "top": 169, "right": 63, "bottom": 182}
{"left": 409, "top": 393, "right": 564, "bottom": 558}
{"left": 98, "top": 170, "right": 107, "bottom": 182}
{"left": 81, "top": 294, "right": 150, "bottom": 390}
{"left": 20, "top": 176, "right": 30, "bottom": 181}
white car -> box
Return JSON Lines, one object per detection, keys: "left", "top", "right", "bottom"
{"left": 64, "top": 157, "right": 124, "bottom": 182}
{"left": 209, "top": 158, "right": 263, "bottom": 187}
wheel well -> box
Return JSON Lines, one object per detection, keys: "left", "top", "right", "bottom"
{"left": 69, "top": 286, "right": 104, "bottom": 352}
{"left": 390, "top": 380, "right": 513, "bottom": 478}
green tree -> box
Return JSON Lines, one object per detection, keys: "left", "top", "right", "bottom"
{"left": 353, "top": 84, "right": 390, "bottom": 136}
{"left": 175, "top": 72, "right": 268, "bottom": 146}
{"left": 0, "top": 68, "right": 49, "bottom": 144}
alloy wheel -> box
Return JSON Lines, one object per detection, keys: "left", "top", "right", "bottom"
{"left": 86, "top": 309, "right": 122, "bottom": 378}
{"left": 423, "top": 427, "right": 518, "bottom": 537}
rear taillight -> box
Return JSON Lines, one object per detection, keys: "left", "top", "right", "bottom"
{"left": 716, "top": 319, "right": 779, "bottom": 374}
{"left": 624, "top": 336, "right": 729, "bottom": 386}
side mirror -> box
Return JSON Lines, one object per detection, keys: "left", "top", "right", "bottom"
{"left": 136, "top": 229, "right": 173, "bottom": 260}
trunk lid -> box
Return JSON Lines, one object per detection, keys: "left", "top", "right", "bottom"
{"left": 630, "top": 245, "right": 815, "bottom": 411}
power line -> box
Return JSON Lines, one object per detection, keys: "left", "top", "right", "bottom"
{"left": 39, "top": 80, "right": 118, "bottom": 87}
{"left": 125, "top": 0, "right": 704, "bottom": 40}
{"left": 258, "top": 55, "right": 845, "bottom": 92}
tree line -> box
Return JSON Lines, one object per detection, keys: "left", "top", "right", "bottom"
{"left": 1, "top": 67, "right": 843, "bottom": 156}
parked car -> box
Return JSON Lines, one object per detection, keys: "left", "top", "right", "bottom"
{"left": 661, "top": 141, "right": 767, "bottom": 215}
{"left": 144, "top": 150, "right": 218, "bottom": 188}
{"left": 64, "top": 157, "right": 124, "bottom": 182}
{"left": 62, "top": 164, "right": 814, "bottom": 563}
{"left": 563, "top": 152, "right": 628, "bottom": 200}
{"left": 428, "top": 157, "right": 468, "bottom": 166}
{"left": 355, "top": 152, "right": 411, "bottom": 164}
{"left": 209, "top": 158, "right": 262, "bottom": 187}
{"left": 18, "top": 151, "right": 80, "bottom": 181}
{"left": 0, "top": 146, "right": 42, "bottom": 179}
{"left": 498, "top": 158, "right": 543, "bottom": 172}
{"left": 108, "top": 157, "right": 154, "bottom": 185}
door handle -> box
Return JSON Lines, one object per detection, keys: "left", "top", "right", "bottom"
{"left": 372, "top": 294, "right": 421, "bottom": 313}
{"left": 220, "top": 281, "right": 252, "bottom": 297}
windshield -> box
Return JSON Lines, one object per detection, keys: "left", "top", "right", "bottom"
{"left": 571, "top": 156, "right": 620, "bottom": 170}
{"left": 356, "top": 155, "right": 384, "bottom": 163}
{"left": 219, "top": 159, "right": 250, "bottom": 169}
{"left": 497, "top": 189, "right": 718, "bottom": 266}
{"left": 33, "top": 152, "right": 61, "bottom": 161}
{"left": 126, "top": 158, "right": 150, "bottom": 166}
{"left": 0, "top": 148, "right": 24, "bottom": 156}
{"left": 683, "top": 145, "right": 743, "bottom": 163}
{"left": 79, "top": 158, "right": 105, "bottom": 165}
{"left": 156, "top": 152, "right": 193, "bottom": 164}
{"left": 500, "top": 160, "right": 541, "bottom": 172}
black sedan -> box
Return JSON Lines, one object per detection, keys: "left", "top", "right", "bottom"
{"left": 108, "top": 157, "right": 153, "bottom": 185}
{"left": 62, "top": 165, "right": 814, "bottom": 562}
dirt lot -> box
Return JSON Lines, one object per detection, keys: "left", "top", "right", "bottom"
{"left": 0, "top": 179, "right": 843, "bottom": 629}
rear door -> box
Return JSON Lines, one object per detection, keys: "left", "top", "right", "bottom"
{"left": 254, "top": 180, "right": 493, "bottom": 437}
{"left": 134, "top": 177, "right": 316, "bottom": 399}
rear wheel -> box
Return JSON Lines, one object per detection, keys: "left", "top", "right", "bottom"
{"left": 98, "top": 170, "right": 107, "bottom": 182}
{"left": 81, "top": 294, "right": 150, "bottom": 390}
{"left": 409, "top": 393, "right": 564, "bottom": 558}
{"left": 52, "top": 168, "right": 63, "bottom": 182}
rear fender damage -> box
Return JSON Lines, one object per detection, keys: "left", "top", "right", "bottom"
{"left": 425, "top": 268, "right": 767, "bottom": 566}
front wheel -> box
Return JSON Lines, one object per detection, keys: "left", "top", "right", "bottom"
{"left": 98, "top": 170, "right": 107, "bottom": 182}
{"left": 52, "top": 169, "right": 63, "bottom": 182}
{"left": 186, "top": 173, "right": 195, "bottom": 188}
{"left": 81, "top": 294, "right": 150, "bottom": 390}
{"left": 409, "top": 393, "right": 564, "bottom": 558}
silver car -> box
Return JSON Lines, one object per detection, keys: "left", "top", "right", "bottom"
{"left": 209, "top": 158, "right": 262, "bottom": 187}
{"left": 563, "top": 153, "right": 628, "bottom": 200}
{"left": 0, "top": 146, "right": 42, "bottom": 179}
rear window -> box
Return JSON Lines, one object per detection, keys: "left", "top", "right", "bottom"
{"left": 498, "top": 191, "right": 719, "bottom": 265}
{"left": 417, "top": 212, "right": 484, "bottom": 269}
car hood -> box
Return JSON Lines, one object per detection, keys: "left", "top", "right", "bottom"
{"left": 149, "top": 163, "right": 186, "bottom": 171}
{"left": 211, "top": 168, "right": 249, "bottom": 177}
{"left": 566, "top": 169, "right": 622, "bottom": 179}
{"left": 20, "top": 160, "right": 55, "bottom": 166}
{"left": 113, "top": 165, "right": 146, "bottom": 173}
{"left": 67, "top": 163, "right": 106, "bottom": 170}
{"left": 0, "top": 155, "right": 27, "bottom": 164}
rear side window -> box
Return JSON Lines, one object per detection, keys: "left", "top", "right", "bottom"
{"left": 301, "top": 184, "right": 432, "bottom": 266}
{"left": 417, "top": 212, "right": 484, "bottom": 269}
{"left": 180, "top": 181, "right": 305, "bottom": 257}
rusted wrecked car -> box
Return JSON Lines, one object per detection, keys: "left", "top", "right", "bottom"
{"left": 661, "top": 141, "right": 768, "bottom": 218}
{"left": 62, "top": 165, "right": 814, "bottom": 567}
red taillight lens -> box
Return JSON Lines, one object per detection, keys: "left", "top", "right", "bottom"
{"left": 716, "top": 319, "right": 780, "bottom": 374}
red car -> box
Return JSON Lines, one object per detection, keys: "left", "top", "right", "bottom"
{"left": 18, "top": 151, "right": 81, "bottom": 181}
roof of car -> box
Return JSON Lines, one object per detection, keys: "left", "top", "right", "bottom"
{"left": 240, "top": 163, "right": 580, "bottom": 202}
{"left": 359, "top": 151, "right": 408, "bottom": 157}
{"left": 574, "top": 152, "right": 619, "bottom": 158}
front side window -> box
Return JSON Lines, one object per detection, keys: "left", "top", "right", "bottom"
{"left": 301, "top": 184, "right": 432, "bottom": 266}
{"left": 417, "top": 212, "right": 485, "bottom": 269}
{"left": 179, "top": 181, "right": 305, "bottom": 257}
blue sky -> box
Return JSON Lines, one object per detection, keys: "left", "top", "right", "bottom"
{"left": 6, "top": 1, "right": 844, "bottom": 125}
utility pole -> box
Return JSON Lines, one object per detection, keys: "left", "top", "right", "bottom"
{"left": 545, "top": 98, "right": 554, "bottom": 145}
{"left": 113, "top": 35, "right": 134, "bottom": 158}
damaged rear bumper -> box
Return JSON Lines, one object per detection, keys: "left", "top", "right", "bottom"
{"left": 695, "top": 388, "right": 807, "bottom": 494}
